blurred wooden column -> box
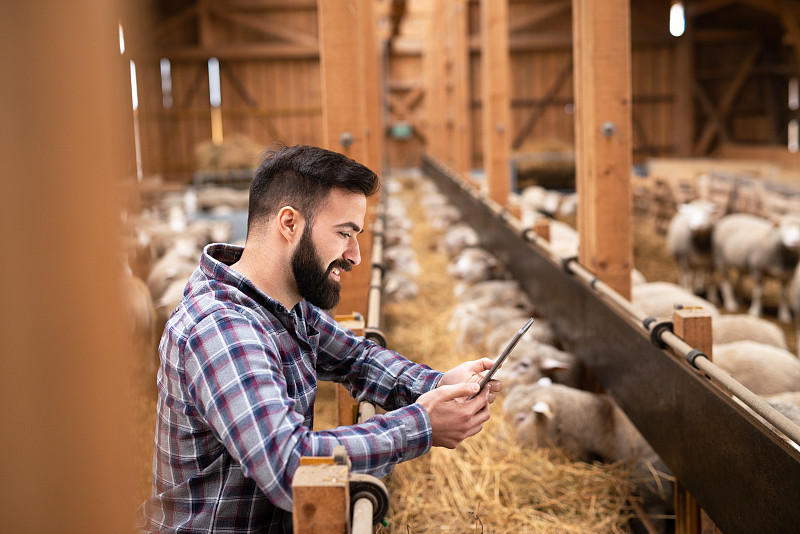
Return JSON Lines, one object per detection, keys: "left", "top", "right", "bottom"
{"left": 451, "top": 0, "right": 473, "bottom": 178}
{"left": 571, "top": 0, "right": 633, "bottom": 299}
{"left": 319, "top": 0, "right": 374, "bottom": 319}
{"left": 0, "top": 2, "right": 133, "bottom": 532}
{"left": 672, "top": 7, "right": 694, "bottom": 157}
{"left": 480, "top": 0, "right": 511, "bottom": 207}
{"left": 424, "top": 0, "right": 446, "bottom": 163}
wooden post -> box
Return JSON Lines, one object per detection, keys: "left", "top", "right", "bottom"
{"left": 0, "top": 3, "right": 133, "bottom": 532}
{"left": 292, "top": 462, "right": 350, "bottom": 534}
{"left": 334, "top": 314, "right": 365, "bottom": 426}
{"left": 672, "top": 10, "right": 694, "bottom": 157}
{"left": 571, "top": 0, "right": 633, "bottom": 299}
{"left": 452, "top": 0, "right": 472, "bottom": 177}
{"left": 480, "top": 0, "right": 511, "bottom": 207}
{"left": 319, "top": 0, "right": 373, "bottom": 319}
{"left": 533, "top": 218, "right": 551, "bottom": 242}
{"left": 672, "top": 308, "right": 720, "bottom": 534}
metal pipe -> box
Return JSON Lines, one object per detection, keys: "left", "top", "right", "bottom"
{"left": 366, "top": 205, "right": 385, "bottom": 334}
{"left": 351, "top": 498, "right": 374, "bottom": 534}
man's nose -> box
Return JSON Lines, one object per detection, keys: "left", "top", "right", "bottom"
{"left": 344, "top": 236, "right": 361, "bottom": 266}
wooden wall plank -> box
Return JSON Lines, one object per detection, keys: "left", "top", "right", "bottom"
{"left": 572, "top": 0, "right": 634, "bottom": 299}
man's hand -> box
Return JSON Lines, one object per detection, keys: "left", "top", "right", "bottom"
{"left": 438, "top": 357, "right": 502, "bottom": 404}
{"left": 416, "top": 382, "right": 491, "bottom": 449}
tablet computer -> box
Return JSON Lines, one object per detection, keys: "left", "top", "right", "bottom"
{"left": 467, "top": 317, "right": 534, "bottom": 400}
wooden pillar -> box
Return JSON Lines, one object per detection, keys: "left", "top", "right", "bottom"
{"left": 672, "top": 9, "right": 694, "bottom": 157}
{"left": 0, "top": 2, "right": 133, "bottom": 532}
{"left": 334, "top": 314, "right": 365, "bottom": 426}
{"left": 481, "top": 0, "right": 511, "bottom": 207}
{"left": 571, "top": 0, "right": 633, "bottom": 299}
{"left": 424, "top": 0, "right": 446, "bottom": 162}
{"left": 452, "top": 0, "right": 473, "bottom": 177}
{"left": 319, "top": 0, "right": 373, "bottom": 319}
{"left": 362, "top": 0, "right": 384, "bottom": 175}
{"left": 672, "top": 308, "right": 720, "bottom": 534}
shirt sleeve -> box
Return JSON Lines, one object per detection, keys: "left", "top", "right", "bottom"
{"left": 181, "top": 309, "right": 435, "bottom": 513}
{"left": 311, "top": 306, "right": 444, "bottom": 409}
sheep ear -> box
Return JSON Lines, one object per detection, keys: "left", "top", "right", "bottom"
{"left": 532, "top": 401, "right": 554, "bottom": 419}
{"left": 540, "top": 357, "right": 570, "bottom": 373}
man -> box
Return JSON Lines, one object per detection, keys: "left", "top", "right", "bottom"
{"left": 136, "top": 144, "right": 499, "bottom": 533}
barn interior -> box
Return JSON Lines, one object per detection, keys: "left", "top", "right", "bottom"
{"left": 2, "top": 1, "right": 800, "bottom": 533}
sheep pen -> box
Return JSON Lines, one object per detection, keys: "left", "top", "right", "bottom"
{"left": 128, "top": 169, "right": 798, "bottom": 530}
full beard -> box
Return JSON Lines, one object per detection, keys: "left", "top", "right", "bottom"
{"left": 291, "top": 226, "right": 351, "bottom": 310}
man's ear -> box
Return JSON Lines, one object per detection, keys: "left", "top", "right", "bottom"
{"left": 276, "top": 206, "right": 305, "bottom": 243}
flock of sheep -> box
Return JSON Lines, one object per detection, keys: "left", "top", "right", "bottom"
{"left": 122, "top": 185, "right": 248, "bottom": 376}
{"left": 381, "top": 175, "right": 800, "bottom": 533}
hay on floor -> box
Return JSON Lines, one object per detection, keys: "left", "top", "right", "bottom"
{"left": 378, "top": 172, "right": 636, "bottom": 533}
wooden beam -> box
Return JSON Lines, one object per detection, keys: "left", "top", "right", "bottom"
{"left": 572, "top": 0, "right": 633, "bottom": 299}
{"left": 292, "top": 463, "right": 350, "bottom": 533}
{"left": 693, "top": 43, "right": 761, "bottom": 155}
{"left": 511, "top": 58, "right": 572, "bottom": 150}
{"left": 508, "top": 0, "right": 570, "bottom": 34}
{"left": 209, "top": 5, "right": 319, "bottom": 49}
{"left": 152, "top": 43, "right": 319, "bottom": 61}
{"left": 362, "top": 0, "right": 383, "bottom": 175}
{"left": 481, "top": 0, "right": 511, "bottom": 207}
{"left": 452, "top": 0, "right": 472, "bottom": 176}
{"left": 1, "top": 2, "right": 133, "bottom": 531}
{"left": 318, "top": 0, "right": 371, "bottom": 319}
{"left": 672, "top": 13, "right": 694, "bottom": 157}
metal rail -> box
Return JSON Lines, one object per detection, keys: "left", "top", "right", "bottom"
{"left": 422, "top": 154, "right": 800, "bottom": 534}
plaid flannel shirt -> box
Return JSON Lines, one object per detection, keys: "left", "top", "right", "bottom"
{"left": 135, "top": 243, "right": 442, "bottom": 533}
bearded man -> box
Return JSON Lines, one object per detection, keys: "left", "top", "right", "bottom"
{"left": 135, "top": 144, "right": 499, "bottom": 533}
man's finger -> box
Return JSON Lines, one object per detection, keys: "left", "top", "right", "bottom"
{"left": 436, "top": 382, "right": 479, "bottom": 401}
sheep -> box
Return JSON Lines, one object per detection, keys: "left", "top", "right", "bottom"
{"left": 454, "top": 279, "right": 534, "bottom": 311}
{"left": 503, "top": 383, "right": 674, "bottom": 530}
{"left": 383, "top": 244, "right": 421, "bottom": 278}
{"left": 439, "top": 222, "right": 480, "bottom": 258}
{"left": 709, "top": 212, "right": 800, "bottom": 323}
{"left": 447, "top": 304, "right": 530, "bottom": 352}
{"left": 145, "top": 238, "right": 199, "bottom": 301}
{"left": 483, "top": 316, "right": 560, "bottom": 354}
{"left": 447, "top": 247, "right": 509, "bottom": 285}
{"left": 712, "top": 341, "right": 800, "bottom": 396}
{"left": 382, "top": 271, "right": 419, "bottom": 302}
{"left": 492, "top": 340, "right": 580, "bottom": 389}
{"left": 631, "top": 281, "right": 719, "bottom": 320}
{"left": 121, "top": 271, "right": 159, "bottom": 376}
{"left": 712, "top": 314, "right": 788, "bottom": 350}
{"left": 665, "top": 199, "right": 723, "bottom": 294}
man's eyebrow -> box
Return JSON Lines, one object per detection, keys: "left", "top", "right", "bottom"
{"left": 335, "top": 222, "right": 364, "bottom": 234}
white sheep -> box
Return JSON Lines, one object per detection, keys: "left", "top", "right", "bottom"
{"left": 712, "top": 340, "right": 800, "bottom": 396}
{"left": 447, "top": 247, "right": 509, "bottom": 284}
{"left": 709, "top": 212, "right": 800, "bottom": 323}
{"left": 631, "top": 281, "right": 719, "bottom": 319}
{"left": 439, "top": 222, "right": 480, "bottom": 258}
{"left": 503, "top": 383, "right": 674, "bottom": 528}
{"left": 665, "top": 200, "right": 723, "bottom": 294}
{"left": 454, "top": 279, "right": 534, "bottom": 311}
{"left": 447, "top": 304, "right": 530, "bottom": 352}
{"left": 483, "top": 316, "right": 560, "bottom": 354}
{"left": 712, "top": 314, "right": 788, "bottom": 350}
{"left": 492, "top": 340, "right": 580, "bottom": 389}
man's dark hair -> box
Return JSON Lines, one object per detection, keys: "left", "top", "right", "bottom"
{"left": 246, "top": 143, "right": 380, "bottom": 235}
